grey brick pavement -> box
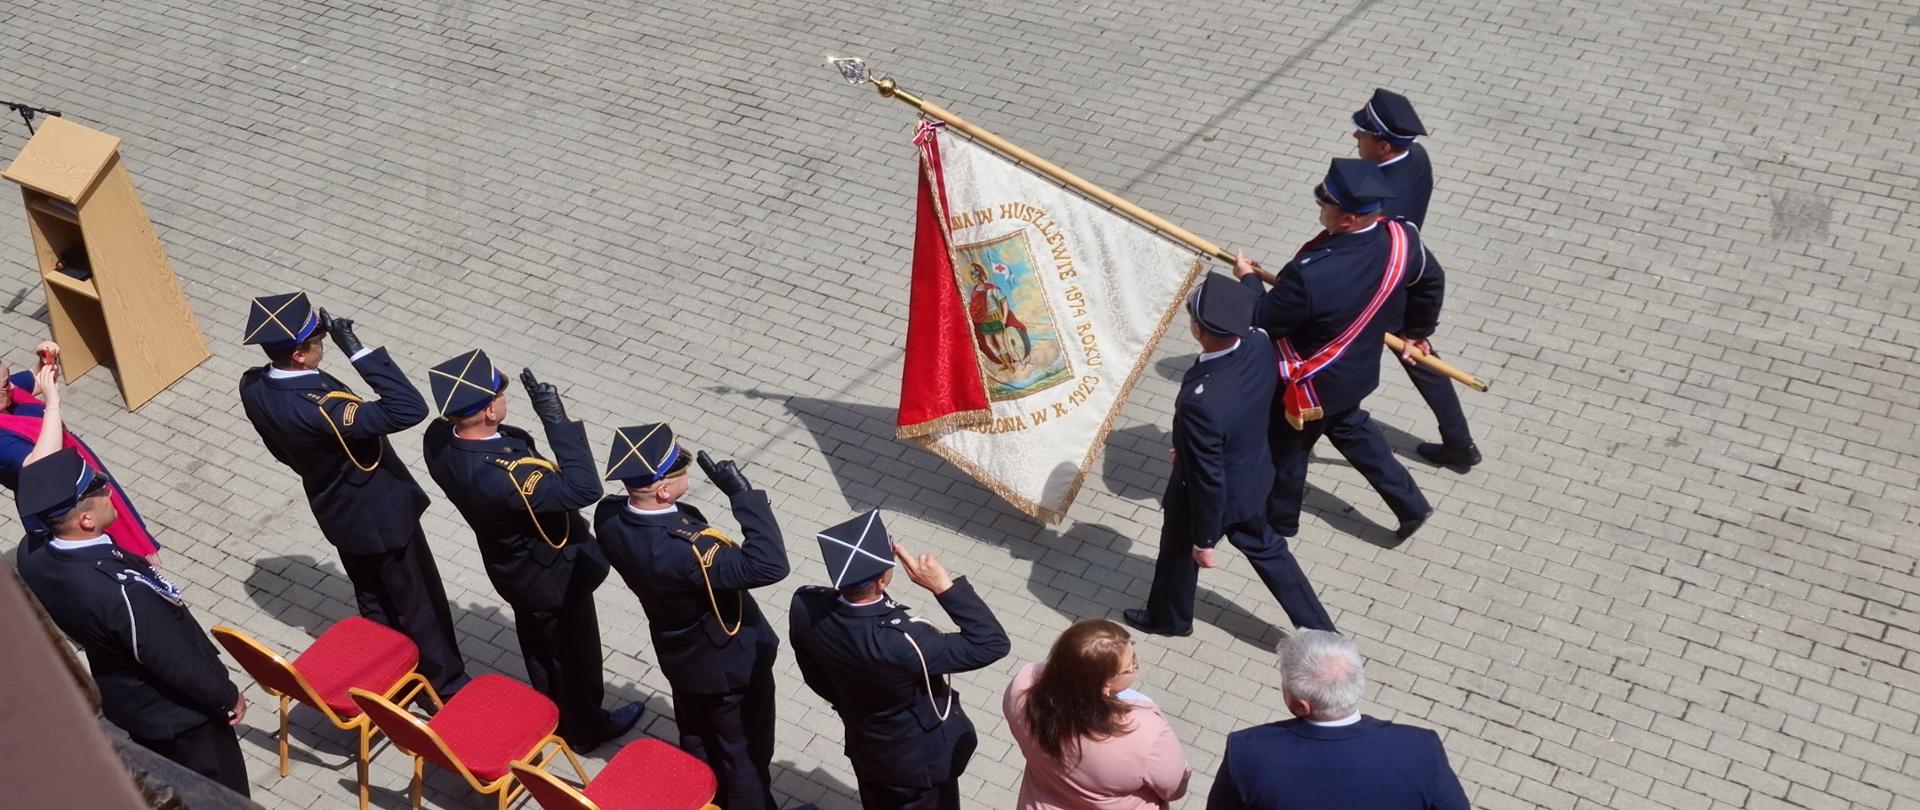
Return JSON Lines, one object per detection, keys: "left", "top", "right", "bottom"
{"left": 2, "top": 0, "right": 1916, "bottom": 807}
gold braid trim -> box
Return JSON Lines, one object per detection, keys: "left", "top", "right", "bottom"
{"left": 315, "top": 392, "right": 382, "bottom": 472}
{"left": 688, "top": 527, "right": 745, "bottom": 638}
{"left": 497, "top": 457, "right": 569, "bottom": 549}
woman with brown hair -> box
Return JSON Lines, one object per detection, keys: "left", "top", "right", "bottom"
{"left": 1004, "top": 619, "right": 1192, "bottom": 809}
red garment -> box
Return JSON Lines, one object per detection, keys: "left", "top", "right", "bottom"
{"left": 0, "top": 386, "right": 160, "bottom": 556}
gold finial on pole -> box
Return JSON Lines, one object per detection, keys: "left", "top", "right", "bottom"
{"left": 828, "top": 58, "right": 1491, "bottom": 393}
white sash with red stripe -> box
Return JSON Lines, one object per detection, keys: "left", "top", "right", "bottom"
{"left": 1275, "top": 220, "right": 1410, "bottom": 429}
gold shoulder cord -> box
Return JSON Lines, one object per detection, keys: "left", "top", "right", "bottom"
{"left": 497, "top": 457, "right": 569, "bottom": 549}
{"left": 689, "top": 528, "right": 746, "bottom": 637}
{"left": 315, "top": 392, "right": 382, "bottom": 472}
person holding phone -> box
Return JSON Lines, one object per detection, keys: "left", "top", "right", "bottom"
{"left": 1, "top": 340, "right": 160, "bottom": 559}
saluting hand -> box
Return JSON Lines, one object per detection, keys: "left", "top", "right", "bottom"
{"left": 697, "top": 450, "right": 752, "bottom": 496}
{"left": 519, "top": 368, "right": 569, "bottom": 423}
{"left": 892, "top": 542, "right": 954, "bottom": 595}
{"left": 320, "top": 308, "right": 365, "bottom": 356}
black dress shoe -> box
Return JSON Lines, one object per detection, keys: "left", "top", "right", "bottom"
{"left": 1395, "top": 509, "right": 1435, "bottom": 541}
{"left": 1416, "top": 442, "right": 1481, "bottom": 470}
{"left": 569, "top": 702, "right": 645, "bottom": 754}
{"left": 1123, "top": 608, "right": 1193, "bottom": 637}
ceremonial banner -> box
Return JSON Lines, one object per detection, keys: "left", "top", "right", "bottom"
{"left": 898, "top": 124, "right": 1202, "bottom": 521}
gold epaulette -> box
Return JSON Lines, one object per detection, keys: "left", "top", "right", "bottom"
{"left": 310, "top": 390, "right": 381, "bottom": 471}
{"left": 491, "top": 455, "right": 568, "bottom": 549}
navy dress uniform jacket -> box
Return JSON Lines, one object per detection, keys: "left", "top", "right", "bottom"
{"left": 1377, "top": 144, "right": 1434, "bottom": 229}
{"left": 17, "top": 542, "right": 238, "bottom": 740}
{"left": 788, "top": 578, "right": 1011, "bottom": 789}
{"left": 1168, "top": 318, "right": 1279, "bottom": 548}
{"left": 238, "top": 348, "right": 432, "bottom": 555}
{"left": 1251, "top": 222, "right": 1444, "bottom": 415}
{"left": 1207, "top": 716, "right": 1469, "bottom": 810}
{"left": 422, "top": 419, "right": 608, "bottom": 611}
{"left": 594, "top": 491, "right": 789, "bottom": 695}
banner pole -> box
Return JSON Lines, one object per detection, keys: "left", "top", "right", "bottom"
{"left": 863, "top": 75, "right": 1491, "bottom": 393}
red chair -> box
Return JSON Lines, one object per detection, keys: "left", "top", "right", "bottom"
{"left": 212, "top": 619, "right": 440, "bottom": 810}
{"left": 511, "top": 739, "right": 719, "bottom": 810}
{"left": 350, "top": 673, "right": 586, "bottom": 810}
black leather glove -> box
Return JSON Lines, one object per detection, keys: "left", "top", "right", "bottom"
{"left": 519, "top": 368, "right": 568, "bottom": 423}
{"left": 697, "top": 450, "right": 751, "bottom": 496}
{"left": 318, "top": 308, "right": 364, "bottom": 356}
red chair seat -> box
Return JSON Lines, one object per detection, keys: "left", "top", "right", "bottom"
{"left": 585, "top": 740, "right": 719, "bottom": 810}
{"left": 428, "top": 674, "right": 560, "bottom": 782}
{"left": 292, "top": 617, "right": 420, "bottom": 718}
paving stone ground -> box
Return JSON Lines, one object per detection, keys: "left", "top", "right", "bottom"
{"left": 2, "top": 0, "right": 1917, "bottom": 808}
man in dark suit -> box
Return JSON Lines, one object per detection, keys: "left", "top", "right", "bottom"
{"left": 788, "top": 511, "right": 1011, "bottom": 810}
{"left": 1207, "top": 630, "right": 1469, "bottom": 809}
{"left": 1124, "top": 273, "right": 1336, "bottom": 637}
{"left": 1241, "top": 158, "right": 1442, "bottom": 542}
{"left": 1353, "top": 89, "right": 1480, "bottom": 470}
{"left": 238, "top": 292, "right": 467, "bottom": 693}
{"left": 14, "top": 449, "right": 250, "bottom": 796}
{"left": 420, "top": 350, "right": 641, "bottom": 752}
{"left": 595, "top": 423, "right": 789, "bottom": 810}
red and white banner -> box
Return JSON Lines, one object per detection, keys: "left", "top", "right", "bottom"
{"left": 898, "top": 124, "right": 1201, "bottom": 521}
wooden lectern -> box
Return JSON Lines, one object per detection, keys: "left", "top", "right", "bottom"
{"left": 2, "top": 116, "right": 209, "bottom": 411}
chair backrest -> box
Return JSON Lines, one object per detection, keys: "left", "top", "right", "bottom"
{"left": 348, "top": 687, "right": 474, "bottom": 782}
{"left": 211, "top": 625, "right": 336, "bottom": 720}
{"left": 510, "top": 761, "right": 596, "bottom": 810}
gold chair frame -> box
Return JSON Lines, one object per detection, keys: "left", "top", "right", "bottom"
{"left": 211, "top": 625, "right": 443, "bottom": 810}
{"left": 349, "top": 687, "right": 589, "bottom": 810}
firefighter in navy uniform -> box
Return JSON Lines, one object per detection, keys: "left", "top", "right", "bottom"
{"left": 237, "top": 291, "right": 468, "bottom": 694}
{"left": 595, "top": 424, "right": 789, "bottom": 810}
{"left": 1125, "top": 273, "right": 1337, "bottom": 638}
{"left": 1243, "top": 159, "right": 1443, "bottom": 542}
{"left": 419, "top": 350, "right": 641, "bottom": 752}
{"left": 788, "top": 510, "right": 1011, "bottom": 810}
{"left": 1352, "top": 88, "right": 1481, "bottom": 470}
{"left": 14, "top": 449, "right": 250, "bottom": 796}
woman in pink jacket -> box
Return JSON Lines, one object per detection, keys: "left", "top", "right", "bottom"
{"left": 1004, "top": 619, "right": 1192, "bottom": 809}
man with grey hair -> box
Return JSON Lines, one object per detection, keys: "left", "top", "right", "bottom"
{"left": 1207, "top": 630, "right": 1469, "bottom": 809}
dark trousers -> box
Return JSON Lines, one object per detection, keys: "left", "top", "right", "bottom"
{"left": 1269, "top": 405, "right": 1430, "bottom": 536}
{"left": 858, "top": 775, "right": 961, "bottom": 810}
{"left": 674, "top": 656, "right": 778, "bottom": 810}
{"left": 134, "top": 719, "right": 249, "bottom": 798}
{"left": 514, "top": 591, "right": 610, "bottom": 743}
{"left": 1146, "top": 503, "right": 1337, "bottom": 633}
{"left": 1403, "top": 361, "right": 1473, "bottom": 448}
{"left": 339, "top": 528, "right": 468, "bottom": 693}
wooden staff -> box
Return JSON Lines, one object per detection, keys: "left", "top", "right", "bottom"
{"left": 845, "top": 65, "right": 1491, "bottom": 393}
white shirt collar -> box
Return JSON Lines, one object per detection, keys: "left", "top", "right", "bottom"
{"left": 264, "top": 347, "right": 376, "bottom": 378}
{"left": 1377, "top": 150, "right": 1411, "bottom": 167}
{"left": 838, "top": 592, "right": 889, "bottom": 607}
{"left": 1196, "top": 337, "right": 1242, "bottom": 363}
{"left": 1308, "top": 713, "right": 1363, "bottom": 727}
{"left": 626, "top": 501, "right": 678, "bottom": 516}
{"left": 49, "top": 535, "right": 112, "bottom": 551}
{"left": 1348, "top": 221, "right": 1380, "bottom": 235}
